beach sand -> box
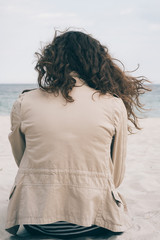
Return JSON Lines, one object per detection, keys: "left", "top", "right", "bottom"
{"left": 0, "top": 116, "right": 160, "bottom": 240}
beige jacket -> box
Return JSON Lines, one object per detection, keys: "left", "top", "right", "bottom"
{"left": 5, "top": 77, "right": 131, "bottom": 234}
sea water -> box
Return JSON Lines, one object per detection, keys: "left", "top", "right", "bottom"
{"left": 0, "top": 84, "right": 37, "bottom": 115}
{"left": 0, "top": 84, "right": 160, "bottom": 117}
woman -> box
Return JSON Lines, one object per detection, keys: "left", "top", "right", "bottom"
{"left": 5, "top": 30, "right": 150, "bottom": 238}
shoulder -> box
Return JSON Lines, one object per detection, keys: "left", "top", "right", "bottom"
{"left": 13, "top": 88, "right": 39, "bottom": 105}
{"left": 11, "top": 89, "right": 40, "bottom": 114}
{"left": 113, "top": 96, "right": 127, "bottom": 113}
{"left": 20, "top": 88, "right": 42, "bottom": 102}
{"left": 99, "top": 93, "right": 127, "bottom": 126}
{"left": 101, "top": 93, "right": 126, "bottom": 112}
{"left": 101, "top": 93, "right": 127, "bottom": 123}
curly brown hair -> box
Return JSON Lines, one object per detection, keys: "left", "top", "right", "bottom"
{"left": 35, "top": 30, "right": 151, "bottom": 133}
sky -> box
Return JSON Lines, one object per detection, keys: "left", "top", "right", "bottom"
{"left": 0, "top": 0, "right": 160, "bottom": 84}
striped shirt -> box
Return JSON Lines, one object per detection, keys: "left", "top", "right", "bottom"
{"left": 24, "top": 221, "right": 107, "bottom": 237}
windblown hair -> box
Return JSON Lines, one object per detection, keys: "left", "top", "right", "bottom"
{"left": 35, "top": 30, "right": 151, "bottom": 133}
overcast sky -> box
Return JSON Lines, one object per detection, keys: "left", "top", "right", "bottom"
{"left": 0, "top": 0, "right": 160, "bottom": 84}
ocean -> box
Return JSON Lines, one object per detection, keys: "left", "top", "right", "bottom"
{"left": 0, "top": 84, "right": 160, "bottom": 117}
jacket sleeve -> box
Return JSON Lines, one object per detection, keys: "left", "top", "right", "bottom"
{"left": 8, "top": 95, "right": 25, "bottom": 167}
{"left": 111, "top": 98, "right": 128, "bottom": 188}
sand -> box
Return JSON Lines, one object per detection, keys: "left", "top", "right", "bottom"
{"left": 0, "top": 116, "right": 160, "bottom": 240}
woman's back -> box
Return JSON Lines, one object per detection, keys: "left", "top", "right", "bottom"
{"left": 6, "top": 76, "right": 130, "bottom": 234}
{"left": 20, "top": 79, "right": 117, "bottom": 171}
